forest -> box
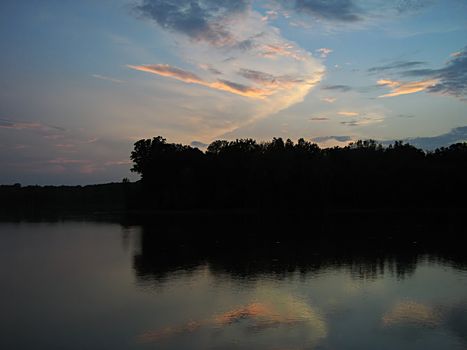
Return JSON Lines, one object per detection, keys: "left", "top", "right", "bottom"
{"left": 129, "top": 136, "right": 467, "bottom": 210}
{"left": 1, "top": 136, "right": 466, "bottom": 219}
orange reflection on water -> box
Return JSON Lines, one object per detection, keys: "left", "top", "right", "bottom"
{"left": 382, "top": 301, "right": 440, "bottom": 328}
{"left": 136, "top": 298, "right": 327, "bottom": 345}
{"left": 214, "top": 303, "right": 275, "bottom": 325}
{"left": 137, "top": 320, "right": 202, "bottom": 343}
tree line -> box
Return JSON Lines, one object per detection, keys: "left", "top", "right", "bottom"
{"left": 129, "top": 136, "right": 467, "bottom": 210}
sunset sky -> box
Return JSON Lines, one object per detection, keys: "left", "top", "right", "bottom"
{"left": 1, "top": 0, "right": 466, "bottom": 184}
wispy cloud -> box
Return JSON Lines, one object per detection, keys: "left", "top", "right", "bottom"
{"left": 311, "top": 135, "right": 352, "bottom": 143}
{"left": 338, "top": 111, "right": 359, "bottom": 116}
{"left": 190, "top": 141, "right": 209, "bottom": 148}
{"left": 368, "top": 60, "right": 425, "bottom": 73}
{"left": 322, "top": 85, "right": 352, "bottom": 92}
{"left": 92, "top": 74, "right": 124, "bottom": 84}
{"left": 321, "top": 97, "right": 337, "bottom": 103}
{"left": 259, "top": 43, "right": 309, "bottom": 61}
{"left": 340, "top": 114, "right": 384, "bottom": 126}
{"left": 372, "top": 48, "right": 467, "bottom": 100}
{"left": 400, "top": 47, "right": 467, "bottom": 99}
{"left": 316, "top": 48, "right": 333, "bottom": 58}
{"left": 48, "top": 158, "right": 88, "bottom": 165}
{"left": 377, "top": 78, "right": 438, "bottom": 97}
{"left": 0, "top": 118, "right": 65, "bottom": 132}
{"left": 129, "top": 64, "right": 270, "bottom": 98}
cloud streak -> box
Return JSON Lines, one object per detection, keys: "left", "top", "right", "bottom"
{"left": 92, "top": 74, "right": 124, "bottom": 83}
{"left": 368, "top": 60, "right": 425, "bottom": 73}
{"left": 374, "top": 48, "right": 467, "bottom": 100}
{"left": 322, "top": 85, "right": 352, "bottom": 92}
{"left": 402, "top": 47, "right": 467, "bottom": 99}
{"left": 378, "top": 78, "right": 439, "bottom": 97}
{"left": 128, "top": 64, "right": 270, "bottom": 98}
{"left": 311, "top": 135, "right": 352, "bottom": 143}
{"left": 0, "top": 118, "right": 65, "bottom": 132}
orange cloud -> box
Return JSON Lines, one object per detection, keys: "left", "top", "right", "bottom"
{"left": 338, "top": 111, "right": 359, "bottom": 116}
{"left": 128, "top": 64, "right": 269, "bottom": 99}
{"left": 260, "top": 43, "right": 307, "bottom": 61}
{"left": 378, "top": 78, "right": 438, "bottom": 97}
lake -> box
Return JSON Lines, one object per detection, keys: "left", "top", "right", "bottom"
{"left": 1, "top": 220, "right": 466, "bottom": 349}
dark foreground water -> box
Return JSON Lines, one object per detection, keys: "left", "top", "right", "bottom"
{"left": 1, "top": 220, "right": 467, "bottom": 350}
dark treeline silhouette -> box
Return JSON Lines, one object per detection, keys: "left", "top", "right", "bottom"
{"left": 0, "top": 182, "right": 141, "bottom": 219}
{"left": 1, "top": 136, "right": 466, "bottom": 220}
{"left": 130, "top": 136, "right": 467, "bottom": 211}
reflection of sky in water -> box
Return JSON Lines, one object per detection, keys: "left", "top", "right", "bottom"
{"left": 0, "top": 222, "right": 466, "bottom": 349}
{"left": 138, "top": 293, "right": 327, "bottom": 348}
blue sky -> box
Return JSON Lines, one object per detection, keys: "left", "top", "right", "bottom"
{"left": 0, "top": 0, "right": 466, "bottom": 184}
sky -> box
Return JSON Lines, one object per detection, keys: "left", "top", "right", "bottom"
{"left": 0, "top": 0, "right": 466, "bottom": 185}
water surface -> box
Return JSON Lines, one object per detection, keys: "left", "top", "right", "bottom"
{"left": 1, "top": 221, "right": 466, "bottom": 349}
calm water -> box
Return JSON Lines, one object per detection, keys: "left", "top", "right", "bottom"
{"left": 1, "top": 221, "right": 467, "bottom": 350}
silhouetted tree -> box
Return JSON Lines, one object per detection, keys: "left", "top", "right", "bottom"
{"left": 128, "top": 136, "right": 467, "bottom": 211}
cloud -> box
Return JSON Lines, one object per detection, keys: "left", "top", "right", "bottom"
{"left": 258, "top": 42, "right": 310, "bottom": 61}
{"left": 394, "top": 0, "right": 433, "bottom": 13}
{"left": 317, "top": 48, "right": 333, "bottom": 58}
{"left": 311, "top": 135, "right": 352, "bottom": 143}
{"left": 129, "top": 64, "right": 269, "bottom": 98}
{"left": 310, "top": 117, "right": 329, "bottom": 121}
{"left": 91, "top": 74, "right": 124, "bottom": 83}
{"left": 135, "top": 0, "right": 248, "bottom": 47}
{"left": 382, "top": 126, "right": 467, "bottom": 150}
{"left": 292, "top": 0, "right": 361, "bottom": 22}
{"left": 368, "top": 60, "right": 425, "bottom": 73}
{"left": 340, "top": 115, "right": 384, "bottom": 126}
{"left": 321, "top": 97, "right": 336, "bottom": 103}
{"left": 261, "top": 10, "right": 279, "bottom": 22}
{"left": 237, "top": 68, "right": 310, "bottom": 89}
{"left": 321, "top": 85, "right": 352, "bottom": 92}
{"left": 104, "top": 160, "right": 132, "bottom": 166}
{"left": 48, "top": 158, "right": 88, "bottom": 165}
{"left": 338, "top": 111, "right": 359, "bottom": 116}
{"left": 0, "top": 118, "right": 65, "bottom": 132}
{"left": 190, "top": 141, "right": 209, "bottom": 148}
{"left": 377, "top": 78, "right": 438, "bottom": 97}
{"left": 387, "top": 47, "right": 467, "bottom": 99}
{"left": 130, "top": 6, "right": 324, "bottom": 140}
{"left": 199, "top": 64, "right": 222, "bottom": 75}
{"left": 277, "top": 0, "right": 435, "bottom": 24}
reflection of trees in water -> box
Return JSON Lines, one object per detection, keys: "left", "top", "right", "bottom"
{"left": 131, "top": 214, "right": 467, "bottom": 285}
